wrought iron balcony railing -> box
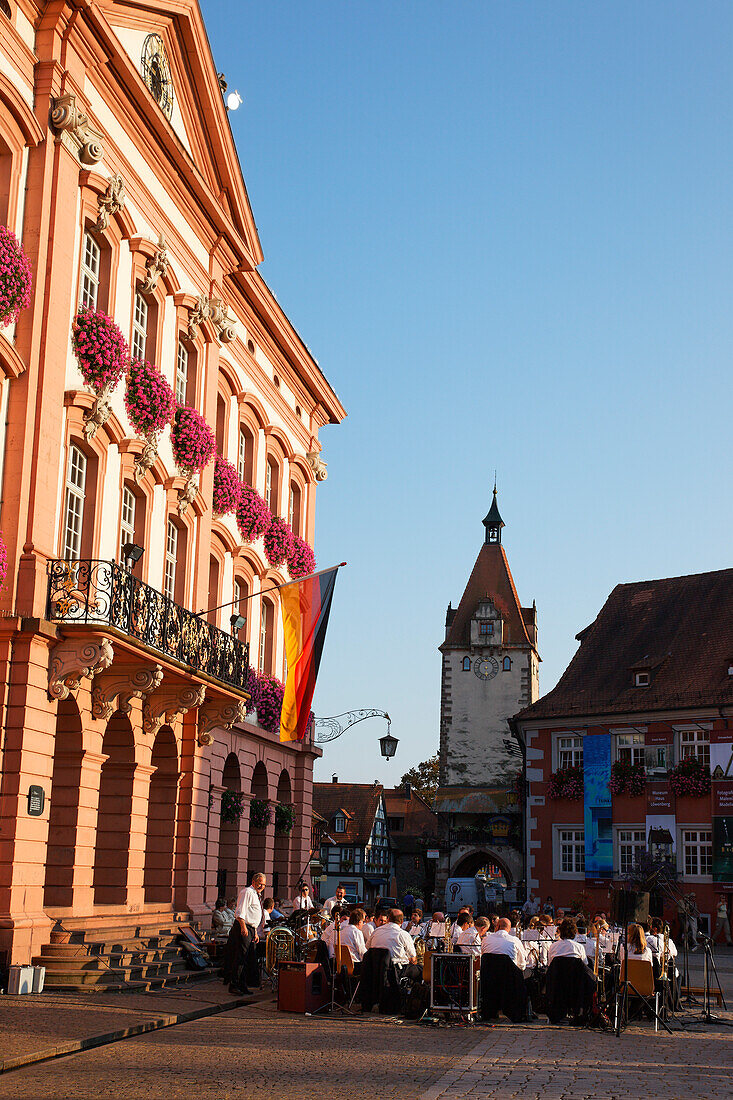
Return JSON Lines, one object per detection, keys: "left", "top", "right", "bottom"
{"left": 47, "top": 560, "right": 249, "bottom": 693}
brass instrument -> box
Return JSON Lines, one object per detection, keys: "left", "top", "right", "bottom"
{"left": 265, "top": 925, "right": 295, "bottom": 979}
{"left": 444, "top": 917, "right": 452, "bottom": 953}
{"left": 593, "top": 925, "right": 600, "bottom": 979}
{"left": 414, "top": 935, "right": 426, "bottom": 965}
{"left": 661, "top": 923, "right": 670, "bottom": 982}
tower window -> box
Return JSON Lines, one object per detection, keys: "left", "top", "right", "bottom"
{"left": 462, "top": 656, "right": 471, "bottom": 671}
{"left": 503, "top": 656, "right": 512, "bottom": 671}
{"left": 479, "top": 621, "right": 493, "bottom": 637}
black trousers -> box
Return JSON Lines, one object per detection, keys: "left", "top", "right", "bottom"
{"left": 222, "top": 922, "right": 258, "bottom": 989}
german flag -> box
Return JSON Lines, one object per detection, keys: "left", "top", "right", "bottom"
{"left": 279, "top": 564, "right": 342, "bottom": 742}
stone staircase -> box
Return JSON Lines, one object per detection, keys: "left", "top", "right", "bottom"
{"left": 33, "top": 915, "right": 217, "bottom": 992}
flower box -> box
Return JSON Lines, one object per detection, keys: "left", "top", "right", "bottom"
{"left": 236, "top": 485, "right": 271, "bottom": 542}
{"left": 263, "top": 516, "right": 293, "bottom": 568}
{"left": 0, "top": 225, "right": 32, "bottom": 327}
{"left": 287, "top": 536, "right": 316, "bottom": 579}
{"left": 212, "top": 455, "right": 242, "bottom": 516}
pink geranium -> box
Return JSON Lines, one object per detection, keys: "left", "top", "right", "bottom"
{"left": 287, "top": 536, "right": 316, "bottom": 579}
{"left": 71, "top": 307, "right": 128, "bottom": 392}
{"left": 170, "top": 405, "right": 216, "bottom": 475}
{"left": 0, "top": 225, "right": 32, "bottom": 327}
{"left": 213, "top": 456, "right": 242, "bottom": 516}
{"left": 264, "top": 516, "right": 293, "bottom": 568}
{"left": 245, "top": 667, "right": 286, "bottom": 734}
{"left": 236, "top": 484, "right": 272, "bottom": 542}
{"left": 124, "top": 359, "right": 176, "bottom": 436}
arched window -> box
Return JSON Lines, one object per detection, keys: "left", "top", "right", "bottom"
{"left": 259, "top": 597, "right": 275, "bottom": 674}
{"left": 265, "top": 455, "right": 279, "bottom": 512}
{"left": 79, "top": 232, "right": 101, "bottom": 310}
{"left": 216, "top": 393, "right": 227, "bottom": 454}
{"left": 208, "top": 555, "right": 220, "bottom": 626}
{"left": 462, "top": 656, "right": 471, "bottom": 672}
{"left": 503, "top": 656, "right": 512, "bottom": 672}
{"left": 63, "top": 445, "right": 87, "bottom": 559}
{"left": 288, "top": 481, "right": 302, "bottom": 537}
{"left": 231, "top": 576, "right": 250, "bottom": 637}
{"left": 163, "top": 519, "right": 178, "bottom": 600}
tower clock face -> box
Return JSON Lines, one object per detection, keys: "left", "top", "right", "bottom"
{"left": 473, "top": 655, "right": 499, "bottom": 680}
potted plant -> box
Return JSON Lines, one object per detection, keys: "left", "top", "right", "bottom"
{"left": 0, "top": 225, "right": 32, "bottom": 328}
{"left": 669, "top": 757, "right": 711, "bottom": 798}
{"left": 124, "top": 358, "right": 176, "bottom": 480}
{"left": 249, "top": 797, "right": 271, "bottom": 830}
{"left": 236, "top": 484, "right": 271, "bottom": 543}
{"left": 547, "top": 765, "right": 584, "bottom": 801}
{"left": 609, "top": 760, "right": 646, "bottom": 797}
{"left": 263, "top": 515, "right": 293, "bottom": 568}
{"left": 170, "top": 404, "right": 217, "bottom": 513}
{"left": 286, "top": 535, "right": 316, "bottom": 579}
{"left": 275, "top": 803, "right": 295, "bottom": 835}
{"left": 212, "top": 455, "right": 242, "bottom": 516}
{"left": 221, "top": 789, "right": 244, "bottom": 824}
{"left": 71, "top": 307, "right": 129, "bottom": 439}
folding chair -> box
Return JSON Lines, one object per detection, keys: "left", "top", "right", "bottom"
{"left": 623, "top": 958, "right": 662, "bottom": 1031}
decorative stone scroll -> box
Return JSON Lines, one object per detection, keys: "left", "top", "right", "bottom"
{"left": 91, "top": 663, "right": 163, "bottom": 722}
{"left": 94, "top": 175, "right": 126, "bottom": 233}
{"left": 83, "top": 385, "right": 113, "bottom": 441}
{"left": 177, "top": 472, "right": 199, "bottom": 516}
{"left": 48, "top": 637, "right": 114, "bottom": 700}
{"left": 186, "top": 295, "right": 209, "bottom": 342}
{"left": 185, "top": 295, "right": 235, "bottom": 344}
{"left": 49, "top": 95, "right": 104, "bottom": 166}
{"left": 134, "top": 431, "right": 160, "bottom": 483}
{"left": 143, "top": 683, "right": 206, "bottom": 738}
{"left": 307, "top": 451, "right": 328, "bottom": 482}
{"left": 139, "top": 234, "right": 169, "bottom": 295}
{"left": 197, "top": 698, "right": 248, "bottom": 747}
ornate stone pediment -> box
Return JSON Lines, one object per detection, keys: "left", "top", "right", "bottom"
{"left": 94, "top": 175, "right": 126, "bottom": 232}
{"left": 49, "top": 637, "right": 114, "bottom": 700}
{"left": 91, "top": 663, "right": 163, "bottom": 722}
{"left": 143, "top": 683, "right": 206, "bottom": 737}
{"left": 307, "top": 451, "right": 328, "bottom": 481}
{"left": 49, "top": 95, "right": 104, "bottom": 166}
{"left": 197, "top": 698, "right": 249, "bottom": 746}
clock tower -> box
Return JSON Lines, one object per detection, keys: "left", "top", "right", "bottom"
{"left": 435, "top": 487, "right": 539, "bottom": 904}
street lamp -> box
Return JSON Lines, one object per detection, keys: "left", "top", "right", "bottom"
{"left": 379, "top": 725, "right": 399, "bottom": 761}
{"left": 312, "top": 709, "right": 397, "bottom": 759}
{"left": 230, "top": 613, "right": 246, "bottom": 633}
{"left": 122, "top": 542, "right": 144, "bottom": 570}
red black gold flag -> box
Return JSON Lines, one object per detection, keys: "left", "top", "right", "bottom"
{"left": 279, "top": 564, "right": 342, "bottom": 743}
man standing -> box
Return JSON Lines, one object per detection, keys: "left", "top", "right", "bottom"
{"left": 324, "top": 885, "right": 347, "bottom": 915}
{"left": 224, "top": 872, "right": 266, "bottom": 995}
{"left": 713, "top": 895, "right": 733, "bottom": 946}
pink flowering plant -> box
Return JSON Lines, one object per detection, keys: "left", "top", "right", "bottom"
{"left": 124, "top": 359, "right": 176, "bottom": 436}
{"left": 287, "top": 536, "right": 316, "bottom": 579}
{"left": 669, "top": 757, "right": 711, "bottom": 798}
{"left": 170, "top": 405, "right": 216, "bottom": 475}
{"left": 212, "top": 456, "right": 242, "bottom": 516}
{"left": 609, "top": 760, "right": 646, "bottom": 797}
{"left": 71, "top": 307, "right": 128, "bottom": 392}
{"left": 0, "top": 226, "right": 32, "bottom": 327}
{"left": 547, "top": 765, "right": 584, "bottom": 801}
{"left": 264, "top": 516, "right": 293, "bottom": 568}
{"left": 0, "top": 531, "right": 7, "bottom": 588}
{"left": 245, "top": 667, "right": 286, "bottom": 734}
{"left": 236, "top": 485, "right": 272, "bottom": 542}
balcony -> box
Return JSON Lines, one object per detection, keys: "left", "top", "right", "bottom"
{"left": 47, "top": 560, "right": 249, "bottom": 693}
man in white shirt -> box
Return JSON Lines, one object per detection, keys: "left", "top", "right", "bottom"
{"left": 292, "top": 883, "right": 315, "bottom": 910}
{"left": 481, "top": 918, "right": 528, "bottom": 971}
{"left": 338, "top": 908, "right": 368, "bottom": 966}
{"left": 548, "top": 918, "right": 588, "bottom": 964}
{"left": 456, "top": 918, "right": 482, "bottom": 956}
{"left": 323, "top": 886, "right": 347, "bottom": 915}
{"left": 366, "top": 909, "right": 420, "bottom": 978}
{"left": 226, "top": 872, "right": 266, "bottom": 995}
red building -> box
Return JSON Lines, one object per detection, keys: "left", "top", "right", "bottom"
{"left": 514, "top": 568, "right": 733, "bottom": 936}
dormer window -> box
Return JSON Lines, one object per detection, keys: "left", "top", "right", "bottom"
{"left": 334, "top": 815, "right": 345, "bottom": 833}
{"left": 634, "top": 672, "right": 650, "bottom": 687}
{"left": 479, "top": 621, "right": 493, "bottom": 637}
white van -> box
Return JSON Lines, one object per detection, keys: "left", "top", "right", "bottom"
{"left": 445, "top": 877, "right": 480, "bottom": 915}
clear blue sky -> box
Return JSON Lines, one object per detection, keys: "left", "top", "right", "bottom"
{"left": 202, "top": 1, "right": 733, "bottom": 786}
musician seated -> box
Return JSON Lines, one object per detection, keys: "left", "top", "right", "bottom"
{"left": 339, "top": 908, "right": 368, "bottom": 970}
{"left": 292, "top": 884, "right": 315, "bottom": 911}
{"left": 425, "top": 911, "right": 447, "bottom": 947}
{"left": 262, "top": 897, "right": 276, "bottom": 927}
{"left": 212, "top": 897, "right": 234, "bottom": 941}
{"left": 647, "top": 919, "right": 678, "bottom": 966}
{"left": 320, "top": 906, "right": 341, "bottom": 958}
{"left": 451, "top": 907, "right": 470, "bottom": 946}
{"left": 323, "top": 886, "right": 347, "bottom": 915}
{"left": 271, "top": 898, "right": 285, "bottom": 920}
{"left": 482, "top": 918, "right": 527, "bottom": 968}
{"left": 619, "top": 923, "right": 653, "bottom": 964}
{"left": 402, "top": 909, "right": 424, "bottom": 937}
{"left": 548, "top": 918, "right": 588, "bottom": 965}
{"left": 479, "top": 919, "right": 529, "bottom": 1023}
{"left": 456, "top": 916, "right": 482, "bottom": 956}
{"left": 362, "top": 909, "right": 376, "bottom": 940}
{"left": 366, "top": 908, "right": 421, "bottom": 981}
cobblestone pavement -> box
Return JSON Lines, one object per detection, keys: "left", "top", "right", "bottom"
{"left": 0, "top": 999, "right": 731, "bottom": 1100}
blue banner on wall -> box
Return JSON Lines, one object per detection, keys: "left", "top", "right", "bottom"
{"left": 584, "top": 734, "right": 613, "bottom": 880}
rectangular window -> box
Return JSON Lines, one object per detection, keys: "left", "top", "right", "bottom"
{"left": 616, "top": 732, "right": 645, "bottom": 767}
{"left": 231, "top": 578, "right": 242, "bottom": 635}
{"left": 79, "top": 233, "right": 100, "bottom": 310}
{"left": 175, "top": 341, "right": 188, "bottom": 405}
{"left": 679, "top": 728, "right": 711, "bottom": 769}
{"left": 63, "top": 445, "right": 87, "bottom": 560}
{"left": 259, "top": 601, "right": 269, "bottom": 672}
{"left": 618, "top": 829, "right": 645, "bottom": 876}
{"left": 334, "top": 817, "right": 345, "bottom": 833}
{"left": 479, "top": 621, "right": 493, "bottom": 636}
{"left": 682, "top": 829, "right": 712, "bottom": 877}
{"left": 163, "top": 519, "right": 177, "bottom": 600}
{"left": 265, "top": 461, "right": 272, "bottom": 509}
{"left": 131, "top": 292, "right": 148, "bottom": 361}
{"left": 120, "top": 486, "right": 135, "bottom": 561}
{"left": 559, "top": 829, "right": 585, "bottom": 874}
{"left": 238, "top": 429, "right": 248, "bottom": 481}
{"left": 558, "top": 735, "right": 583, "bottom": 770}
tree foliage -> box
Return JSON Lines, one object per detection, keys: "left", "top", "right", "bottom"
{"left": 400, "top": 753, "right": 440, "bottom": 800}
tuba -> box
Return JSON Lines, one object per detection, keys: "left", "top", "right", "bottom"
{"left": 265, "top": 925, "right": 295, "bottom": 978}
{"left": 414, "top": 935, "right": 426, "bottom": 964}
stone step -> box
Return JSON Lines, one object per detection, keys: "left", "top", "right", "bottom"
{"left": 42, "top": 967, "right": 217, "bottom": 992}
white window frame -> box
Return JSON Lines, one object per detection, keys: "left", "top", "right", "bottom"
{"left": 120, "top": 486, "right": 135, "bottom": 562}
{"left": 555, "top": 733, "right": 583, "bottom": 771}
{"left": 334, "top": 816, "right": 345, "bottom": 834}
{"left": 79, "top": 232, "right": 100, "bottom": 310}
{"left": 679, "top": 827, "right": 712, "bottom": 881}
{"left": 238, "top": 428, "right": 248, "bottom": 481}
{"left": 634, "top": 671, "right": 650, "bottom": 686}
{"left": 163, "top": 519, "right": 177, "bottom": 600}
{"left": 63, "top": 445, "right": 87, "bottom": 560}
{"left": 259, "top": 600, "right": 269, "bottom": 671}
{"left": 676, "top": 725, "right": 711, "bottom": 769}
{"left": 232, "top": 579, "right": 243, "bottom": 635}
{"left": 131, "top": 291, "right": 148, "bottom": 362}
{"left": 265, "top": 459, "right": 273, "bottom": 509}
{"left": 615, "top": 827, "right": 646, "bottom": 877}
{"left": 175, "top": 341, "right": 188, "bottom": 405}
{"left": 614, "top": 729, "right": 646, "bottom": 767}
{"left": 553, "top": 826, "right": 585, "bottom": 879}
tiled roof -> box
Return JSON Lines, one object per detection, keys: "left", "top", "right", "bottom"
{"left": 517, "top": 568, "right": 733, "bottom": 722}
{"left": 312, "top": 782, "right": 383, "bottom": 846}
{"left": 383, "top": 787, "right": 438, "bottom": 850}
{"left": 441, "top": 543, "right": 536, "bottom": 651}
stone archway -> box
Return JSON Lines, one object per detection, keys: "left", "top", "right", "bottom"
{"left": 452, "top": 847, "right": 517, "bottom": 886}
{"left": 247, "top": 761, "right": 269, "bottom": 882}
{"left": 217, "top": 752, "right": 241, "bottom": 901}
{"left": 143, "top": 725, "right": 178, "bottom": 904}
{"left": 273, "top": 769, "right": 292, "bottom": 897}
{"left": 93, "top": 712, "right": 135, "bottom": 905}
{"left": 44, "top": 698, "right": 84, "bottom": 908}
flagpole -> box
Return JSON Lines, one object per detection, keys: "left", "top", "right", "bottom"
{"left": 196, "top": 562, "right": 347, "bottom": 618}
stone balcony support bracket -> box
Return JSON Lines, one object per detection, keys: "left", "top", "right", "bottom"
{"left": 48, "top": 637, "right": 114, "bottom": 700}
{"left": 143, "top": 683, "right": 206, "bottom": 737}
{"left": 91, "top": 663, "right": 164, "bottom": 722}
{"left": 197, "top": 698, "right": 248, "bottom": 746}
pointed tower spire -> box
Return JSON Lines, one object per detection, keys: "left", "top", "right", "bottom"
{"left": 482, "top": 482, "right": 504, "bottom": 545}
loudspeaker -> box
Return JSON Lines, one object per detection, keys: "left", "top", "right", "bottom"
{"left": 277, "top": 961, "right": 329, "bottom": 1014}
{"left": 610, "top": 889, "right": 650, "bottom": 925}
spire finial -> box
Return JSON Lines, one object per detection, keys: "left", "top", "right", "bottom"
{"left": 482, "top": 479, "right": 505, "bottom": 544}
{"left": 493, "top": 471, "right": 497, "bottom": 495}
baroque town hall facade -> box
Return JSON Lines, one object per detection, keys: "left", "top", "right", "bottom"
{"left": 0, "top": 0, "right": 344, "bottom": 969}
